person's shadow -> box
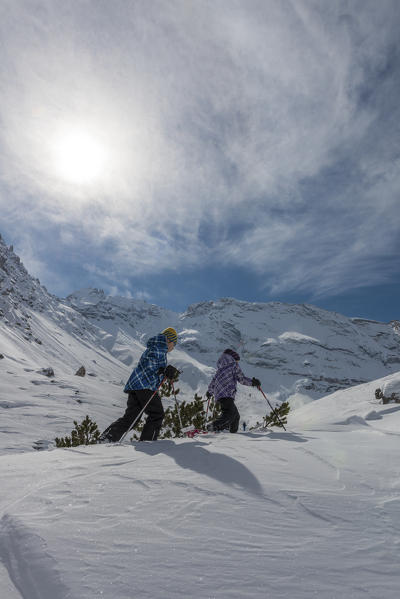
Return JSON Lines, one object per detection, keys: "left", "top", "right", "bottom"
{"left": 135, "top": 439, "right": 265, "bottom": 498}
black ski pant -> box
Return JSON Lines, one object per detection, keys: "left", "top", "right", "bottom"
{"left": 101, "top": 389, "right": 164, "bottom": 442}
{"left": 212, "top": 397, "right": 240, "bottom": 433}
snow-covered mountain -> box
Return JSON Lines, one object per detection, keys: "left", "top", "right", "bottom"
{"left": 67, "top": 287, "right": 400, "bottom": 406}
{"left": 0, "top": 234, "right": 113, "bottom": 354}
{"left": 178, "top": 299, "right": 400, "bottom": 399}
{"left": 1, "top": 232, "right": 400, "bottom": 445}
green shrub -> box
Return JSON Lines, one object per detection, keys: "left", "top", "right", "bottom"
{"left": 55, "top": 415, "right": 101, "bottom": 448}
{"left": 252, "top": 401, "right": 290, "bottom": 430}
{"left": 375, "top": 388, "right": 400, "bottom": 404}
{"left": 130, "top": 379, "right": 221, "bottom": 440}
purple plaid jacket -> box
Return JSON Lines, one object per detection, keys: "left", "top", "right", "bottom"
{"left": 207, "top": 352, "right": 253, "bottom": 401}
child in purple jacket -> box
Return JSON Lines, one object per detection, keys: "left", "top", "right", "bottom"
{"left": 206, "top": 349, "right": 260, "bottom": 433}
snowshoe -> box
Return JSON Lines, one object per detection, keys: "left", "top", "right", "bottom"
{"left": 186, "top": 428, "right": 208, "bottom": 438}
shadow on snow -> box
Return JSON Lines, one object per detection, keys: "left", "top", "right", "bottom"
{"left": 134, "top": 439, "right": 265, "bottom": 498}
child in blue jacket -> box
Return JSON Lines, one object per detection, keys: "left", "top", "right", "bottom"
{"left": 100, "top": 328, "right": 179, "bottom": 442}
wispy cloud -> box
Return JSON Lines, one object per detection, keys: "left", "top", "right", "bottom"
{"left": 0, "top": 0, "right": 399, "bottom": 300}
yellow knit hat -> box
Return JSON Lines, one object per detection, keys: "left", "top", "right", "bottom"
{"left": 162, "top": 327, "right": 178, "bottom": 344}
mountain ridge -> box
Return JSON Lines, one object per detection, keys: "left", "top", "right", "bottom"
{"left": 1, "top": 234, "right": 400, "bottom": 413}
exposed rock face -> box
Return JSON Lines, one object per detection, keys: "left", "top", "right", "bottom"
{"left": 75, "top": 366, "right": 86, "bottom": 377}
{"left": 0, "top": 235, "right": 53, "bottom": 320}
{"left": 38, "top": 367, "right": 55, "bottom": 378}
{"left": 0, "top": 236, "right": 106, "bottom": 349}
{"left": 391, "top": 320, "right": 400, "bottom": 334}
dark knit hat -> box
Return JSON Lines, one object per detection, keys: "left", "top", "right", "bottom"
{"left": 224, "top": 348, "right": 240, "bottom": 361}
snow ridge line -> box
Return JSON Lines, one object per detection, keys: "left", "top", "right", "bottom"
{"left": 0, "top": 514, "right": 72, "bottom": 599}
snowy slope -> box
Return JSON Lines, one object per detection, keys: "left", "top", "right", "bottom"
{"left": 2, "top": 233, "right": 400, "bottom": 449}
{"left": 0, "top": 236, "right": 129, "bottom": 453}
{"left": 1, "top": 372, "right": 400, "bottom": 598}
{"left": 0, "top": 315, "right": 127, "bottom": 455}
{"left": 67, "top": 290, "right": 400, "bottom": 405}
{"left": 288, "top": 369, "right": 400, "bottom": 430}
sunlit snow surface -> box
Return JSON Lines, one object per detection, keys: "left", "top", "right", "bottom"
{"left": 1, "top": 371, "right": 400, "bottom": 598}
{"left": 1, "top": 239, "right": 400, "bottom": 597}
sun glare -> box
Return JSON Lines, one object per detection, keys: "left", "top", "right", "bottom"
{"left": 52, "top": 129, "right": 107, "bottom": 185}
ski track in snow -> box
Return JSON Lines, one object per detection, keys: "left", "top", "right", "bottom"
{"left": 1, "top": 420, "right": 400, "bottom": 598}
{"left": 0, "top": 514, "right": 71, "bottom": 599}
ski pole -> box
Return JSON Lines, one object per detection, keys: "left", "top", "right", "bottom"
{"left": 205, "top": 394, "right": 211, "bottom": 421}
{"left": 119, "top": 377, "right": 166, "bottom": 443}
{"left": 257, "top": 386, "right": 287, "bottom": 431}
{"left": 171, "top": 381, "right": 195, "bottom": 435}
{"left": 171, "top": 381, "right": 184, "bottom": 435}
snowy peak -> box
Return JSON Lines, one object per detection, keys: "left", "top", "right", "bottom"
{"left": 1, "top": 236, "right": 400, "bottom": 409}
{"left": 0, "top": 234, "right": 64, "bottom": 347}
{"left": 65, "top": 289, "right": 400, "bottom": 404}
{"left": 0, "top": 237, "right": 108, "bottom": 355}
{"left": 66, "top": 288, "right": 177, "bottom": 335}
{"left": 177, "top": 297, "right": 400, "bottom": 401}
{"left": 66, "top": 287, "right": 107, "bottom": 308}
{"left": 0, "top": 234, "right": 55, "bottom": 319}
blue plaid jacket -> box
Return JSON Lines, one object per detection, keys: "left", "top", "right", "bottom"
{"left": 124, "top": 334, "right": 168, "bottom": 392}
{"left": 207, "top": 352, "right": 253, "bottom": 401}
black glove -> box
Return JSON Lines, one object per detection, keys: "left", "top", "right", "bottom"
{"left": 164, "top": 365, "right": 180, "bottom": 381}
{"left": 252, "top": 377, "right": 261, "bottom": 388}
{"left": 206, "top": 391, "right": 213, "bottom": 399}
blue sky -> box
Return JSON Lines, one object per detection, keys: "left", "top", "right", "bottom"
{"left": 0, "top": 0, "right": 399, "bottom": 322}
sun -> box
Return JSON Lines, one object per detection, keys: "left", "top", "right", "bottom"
{"left": 52, "top": 128, "right": 107, "bottom": 185}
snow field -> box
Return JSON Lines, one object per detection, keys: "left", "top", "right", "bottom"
{"left": 1, "top": 414, "right": 400, "bottom": 598}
